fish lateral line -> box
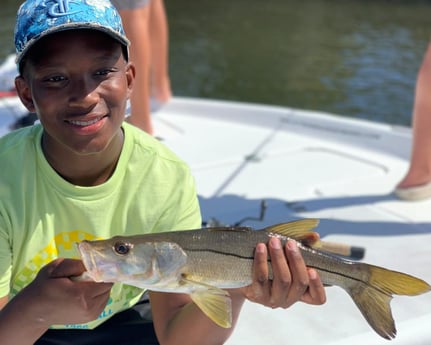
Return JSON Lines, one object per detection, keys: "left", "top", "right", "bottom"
{"left": 206, "top": 226, "right": 253, "bottom": 233}
{"left": 183, "top": 247, "right": 254, "bottom": 261}
{"left": 183, "top": 245, "right": 385, "bottom": 295}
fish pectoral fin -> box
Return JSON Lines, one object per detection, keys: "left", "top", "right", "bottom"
{"left": 265, "top": 219, "right": 321, "bottom": 247}
{"left": 182, "top": 277, "right": 232, "bottom": 329}
{"left": 190, "top": 288, "right": 232, "bottom": 329}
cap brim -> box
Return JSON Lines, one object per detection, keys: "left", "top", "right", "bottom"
{"left": 16, "top": 22, "right": 130, "bottom": 66}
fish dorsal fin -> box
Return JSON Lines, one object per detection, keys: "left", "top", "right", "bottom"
{"left": 181, "top": 275, "right": 232, "bottom": 328}
{"left": 265, "top": 219, "right": 321, "bottom": 247}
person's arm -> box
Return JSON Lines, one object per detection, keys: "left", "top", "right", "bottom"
{"left": 150, "top": 238, "right": 326, "bottom": 345}
{"left": 0, "top": 293, "right": 50, "bottom": 344}
{"left": 0, "top": 296, "right": 7, "bottom": 310}
{"left": 0, "top": 258, "right": 112, "bottom": 345}
{"left": 150, "top": 289, "right": 245, "bottom": 345}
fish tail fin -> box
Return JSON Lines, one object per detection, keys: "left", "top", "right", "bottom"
{"left": 347, "top": 265, "right": 430, "bottom": 339}
{"left": 347, "top": 281, "right": 396, "bottom": 339}
{"left": 368, "top": 265, "right": 431, "bottom": 296}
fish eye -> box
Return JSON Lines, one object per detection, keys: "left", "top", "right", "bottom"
{"left": 114, "top": 242, "right": 132, "bottom": 255}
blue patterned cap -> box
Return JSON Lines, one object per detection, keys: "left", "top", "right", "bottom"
{"left": 14, "top": 0, "right": 130, "bottom": 66}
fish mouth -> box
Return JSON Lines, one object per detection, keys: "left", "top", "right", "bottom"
{"left": 77, "top": 241, "right": 102, "bottom": 281}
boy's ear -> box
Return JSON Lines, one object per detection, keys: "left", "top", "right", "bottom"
{"left": 15, "top": 76, "right": 36, "bottom": 113}
{"left": 125, "top": 62, "right": 135, "bottom": 99}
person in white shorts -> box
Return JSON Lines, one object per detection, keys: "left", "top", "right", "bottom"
{"left": 111, "top": 0, "right": 172, "bottom": 135}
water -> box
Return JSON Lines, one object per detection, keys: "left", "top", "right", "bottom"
{"left": 1, "top": 0, "right": 430, "bottom": 126}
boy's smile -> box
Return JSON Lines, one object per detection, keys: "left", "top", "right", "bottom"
{"left": 15, "top": 29, "right": 135, "bottom": 184}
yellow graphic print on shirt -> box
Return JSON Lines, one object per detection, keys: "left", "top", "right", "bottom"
{"left": 12, "top": 230, "right": 93, "bottom": 296}
{"left": 11, "top": 230, "right": 144, "bottom": 329}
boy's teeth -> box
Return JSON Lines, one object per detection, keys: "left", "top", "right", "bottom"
{"left": 70, "top": 118, "right": 100, "bottom": 126}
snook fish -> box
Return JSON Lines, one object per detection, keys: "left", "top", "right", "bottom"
{"left": 76, "top": 219, "right": 430, "bottom": 339}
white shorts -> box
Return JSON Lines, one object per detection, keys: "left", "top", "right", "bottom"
{"left": 110, "top": 0, "right": 151, "bottom": 10}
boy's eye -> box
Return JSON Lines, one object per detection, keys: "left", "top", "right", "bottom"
{"left": 95, "top": 69, "right": 115, "bottom": 76}
{"left": 45, "top": 75, "right": 66, "bottom": 82}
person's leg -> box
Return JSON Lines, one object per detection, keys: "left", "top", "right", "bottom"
{"left": 149, "top": 0, "right": 172, "bottom": 103}
{"left": 120, "top": 6, "right": 154, "bottom": 135}
{"left": 396, "top": 41, "right": 431, "bottom": 195}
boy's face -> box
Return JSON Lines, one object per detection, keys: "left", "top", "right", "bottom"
{"left": 15, "top": 30, "right": 134, "bottom": 156}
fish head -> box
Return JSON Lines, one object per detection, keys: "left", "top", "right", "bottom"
{"left": 77, "top": 237, "right": 188, "bottom": 288}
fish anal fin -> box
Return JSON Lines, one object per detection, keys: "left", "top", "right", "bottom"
{"left": 181, "top": 276, "right": 232, "bottom": 328}
{"left": 265, "top": 219, "right": 321, "bottom": 247}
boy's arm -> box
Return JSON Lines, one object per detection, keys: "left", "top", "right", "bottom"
{"left": 0, "top": 293, "right": 49, "bottom": 344}
{"left": 0, "top": 296, "right": 7, "bottom": 309}
{"left": 150, "top": 290, "right": 245, "bottom": 345}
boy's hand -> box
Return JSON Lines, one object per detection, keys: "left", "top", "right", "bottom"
{"left": 23, "top": 258, "right": 113, "bottom": 326}
{"left": 241, "top": 238, "right": 326, "bottom": 308}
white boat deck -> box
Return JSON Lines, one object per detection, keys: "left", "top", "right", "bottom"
{"left": 153, "top": 98, "right": 431, "bottom": 345}
{"left": 1, "top": 96, "right": 430, "bottom": 344}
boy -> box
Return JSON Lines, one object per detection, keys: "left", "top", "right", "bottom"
{"left": 0, "top": 1, "right": 325, "bottom": 344}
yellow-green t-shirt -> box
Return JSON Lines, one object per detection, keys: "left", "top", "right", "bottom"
{"left": 0, "top": 122, "right": 201, "bottom": 329}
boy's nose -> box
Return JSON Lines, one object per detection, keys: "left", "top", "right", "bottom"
{"left": 68, "top": 77, "right": 99, "bottom": 106}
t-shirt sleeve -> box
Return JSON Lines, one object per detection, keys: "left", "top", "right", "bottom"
{"left": 174, "top": 167, "right": 202, "bottom": 230}
{"left": 155, "top": 164, "right": 202, "bottom": 233}
{"left": 0, "top": 215, "right": 12, "bottom": 297}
